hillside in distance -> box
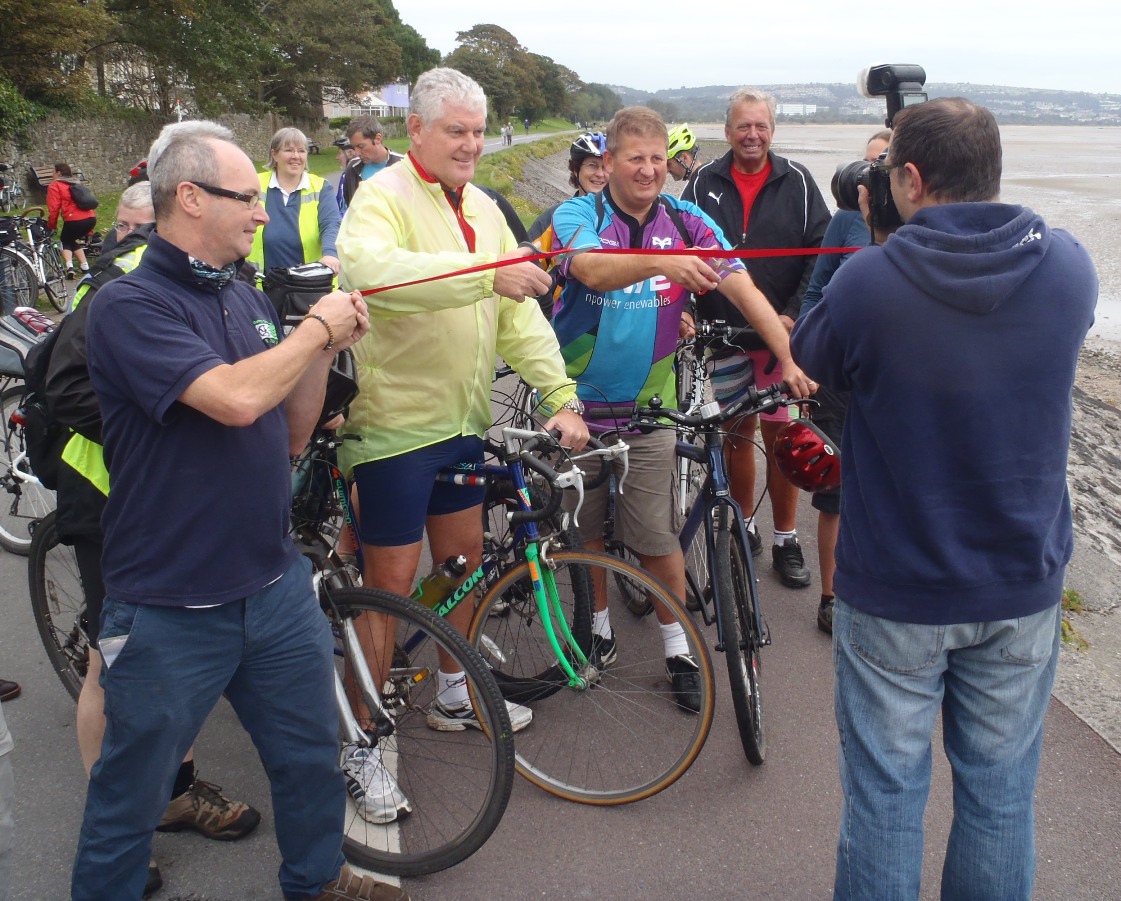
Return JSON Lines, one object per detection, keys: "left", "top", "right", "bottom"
{"left": 610, "top": 82, "right": 1121, "bottom": 125}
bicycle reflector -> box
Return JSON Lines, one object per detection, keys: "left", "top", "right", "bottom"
{"left": 772, "top": 420, "right": 840, "bottom": 493}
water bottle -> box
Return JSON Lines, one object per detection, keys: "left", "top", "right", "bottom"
{"left": 411, "top": 555, "right": 468, "bottom": 609}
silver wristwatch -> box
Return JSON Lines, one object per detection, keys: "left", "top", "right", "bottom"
{"left": 560, "top": 397, "right": 585, "bottom": 415}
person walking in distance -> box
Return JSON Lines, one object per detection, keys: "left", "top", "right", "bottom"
{"left": 684, "top": 89, "right": 831, "bottom": 589}
{"left": 792, "top": 98, "right": 1097, "bottom": 900}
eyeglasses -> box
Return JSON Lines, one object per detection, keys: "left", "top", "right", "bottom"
{"left": 190, "top": 182, "right": 262, "bottom": 209}
{"left": 113, "top": 221, "right": 147, "bottom": 233}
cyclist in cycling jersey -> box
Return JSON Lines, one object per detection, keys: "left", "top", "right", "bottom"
{"left": 336, "top": 67, "right": 587, "bottom": 825}
{"left": 667, "top": 123, "right": 700, "bottom": 183}
{"left": 549, "top": 106, "right": 815, "bottom": 710}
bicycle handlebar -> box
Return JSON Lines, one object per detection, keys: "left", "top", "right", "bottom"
{"left": 584, "top": 383, "right": 803, "bottom": 432}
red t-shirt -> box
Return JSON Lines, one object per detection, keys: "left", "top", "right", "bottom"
{"left": 730, "top": 159, "right": 772, "bottom": 239}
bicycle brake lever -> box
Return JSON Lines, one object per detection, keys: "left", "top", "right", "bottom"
{"left": 553, "top": 466, "right": 585, "bottom": 526}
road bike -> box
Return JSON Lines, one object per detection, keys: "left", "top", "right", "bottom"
{"left": 0, "top": 208, "right": 69, "bottom": 312}
{"left": 29, "top": 426, "right": 516, "bottom": 876}
{"left": 289, "top": 429, "right": 516, "bottom": 875}
{"left": 458, "top": 425, "right": 716, "bottom": 805}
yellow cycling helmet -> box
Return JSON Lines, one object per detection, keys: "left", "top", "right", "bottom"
{"left": 667, "top": 124, "right": 697, "bottom": 158}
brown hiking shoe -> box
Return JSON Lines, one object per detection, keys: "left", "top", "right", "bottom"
{"left": 156, "top": 778, "right": 261, "bottom": 841}
{"left": 310, "top": 864, "right": 409, "bottom": 901}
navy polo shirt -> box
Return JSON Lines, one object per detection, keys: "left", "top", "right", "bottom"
{"left": 87, "top": 233, "right": 300, "bottom": 606}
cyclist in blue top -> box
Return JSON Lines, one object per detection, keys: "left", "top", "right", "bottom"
{"left": 550, "top": 106, "right": 815, "bottom": 709}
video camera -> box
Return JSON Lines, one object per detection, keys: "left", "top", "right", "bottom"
{"left": 830, "top": 64, "right": 928, "bottom": 230}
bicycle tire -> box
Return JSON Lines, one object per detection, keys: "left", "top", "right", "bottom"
{"left": 27, "top": 511, "right": 88, "bottom": 700}
{"left": 327, "top": 586, "right": 515, "bottom": 876}
{"left": 715, "top": 524, "right": 766, "bottom": 765}
{"left": 679, "top": 455, "right": 710, "bottom": 613}
{"left": 0, "top": 249, "right": 38, "bottom": 311}
{"left": 0, "top": 191, "right": 11, "bottom": 214}
{"left": 0, "top": 385, "right": 57, "bottom": 554}
{"left": 41, "top": 240, "right": 69, "bottom": 312}
{"left": 469, "top": 549, "right": 715, "bottom": 805}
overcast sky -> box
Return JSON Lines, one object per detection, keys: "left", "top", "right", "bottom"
{"left": 400, "top": 3, "right": 1119, "bottom": 97}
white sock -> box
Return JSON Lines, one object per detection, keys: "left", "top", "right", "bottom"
{"left": 438, "top": 670, "right": 469, "bottom": 706}
{"left": 660, "top": 621, "right": 690, "bottom": 659}
{"left": 774, "top": 529, "right": 796, "bottom": 547}
{"left": 746, "top": 517, "right": 758, "bottom": 535}
{"left": 593, "top": 608, "right": 613, "bottom": 639}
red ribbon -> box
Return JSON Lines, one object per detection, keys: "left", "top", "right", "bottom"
{"left": 357, "top": 244, "right": 863, "bottom": 297}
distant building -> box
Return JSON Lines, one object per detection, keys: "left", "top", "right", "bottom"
{"left": 776, "top": 103, "right": 818, "bottom": 117}
{"left": 323, "top": 83, "right": 410, "bottom": 120}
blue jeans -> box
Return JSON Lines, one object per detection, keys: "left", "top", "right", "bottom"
{"left": 72, "top": 556, "right": 345, "bottom": 901}
{"left": 832, "top": 598, "right": 1060, "bottom": 901}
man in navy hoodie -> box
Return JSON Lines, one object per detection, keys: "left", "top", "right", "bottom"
{"left": 792, "top": 98, "right": 1097, "bottom": 901}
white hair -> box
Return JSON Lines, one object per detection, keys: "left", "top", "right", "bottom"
{"left": 411, "top": 68, "right": 486, "bottom": 124}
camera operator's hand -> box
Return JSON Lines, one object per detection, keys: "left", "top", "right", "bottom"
{"left": 858, "top": 185, "right": 897, "bottom": 246}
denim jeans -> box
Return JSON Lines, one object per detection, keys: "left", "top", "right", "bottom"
{"left": 832, "top": 598, "right": 1061, "bottom": 901}
{"left": 72, "top": 556, "right": 345, "bottom": 901}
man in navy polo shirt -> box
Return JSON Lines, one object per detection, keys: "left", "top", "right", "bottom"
{"left": 73, "top": 121, "right": 403, "bottom": 901}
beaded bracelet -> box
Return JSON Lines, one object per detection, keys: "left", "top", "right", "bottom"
{"left": 304, "top": 312, "right": 335, "bottom": 350}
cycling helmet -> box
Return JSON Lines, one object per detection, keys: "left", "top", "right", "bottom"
{"left": 667, "top": 124, "right": 697, "bottom": 158}
{"left": 772, "top": 419, "right": 841, "bottom": 493}
{"left": 320, "top": 346, "right": 358, "bottom": 426}
{"left": 570, "top": 131, "right": 607, "bottom": 161}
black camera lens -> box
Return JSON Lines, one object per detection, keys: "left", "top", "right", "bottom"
{"left": 831, "top": 160, "right": 869, "bottom": 212}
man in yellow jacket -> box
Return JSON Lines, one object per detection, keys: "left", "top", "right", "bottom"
{"left": 336, "top": 67, "right": 587, "bottom": 826}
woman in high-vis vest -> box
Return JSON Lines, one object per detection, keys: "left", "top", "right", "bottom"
{"left": 248, "top": 127, "right": 341, "bottom": 275}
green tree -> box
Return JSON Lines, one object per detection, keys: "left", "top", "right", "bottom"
{"left": 571, "top": 83, "right": 623, "bottom": 126}
{"left": 258, "top": 0, "right": 402, "bottom": 119}
{"left": 0, "top": 0, "right": 112, "bottom": 107}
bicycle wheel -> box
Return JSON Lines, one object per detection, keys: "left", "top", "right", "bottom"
{"left": 41, "top": 240, "right": 69, "bottom": 312}
{"left": 470, "top": 550, "right": 715, "bottom": 805}
{"left": 27, "top": 511, "right": 88, "bottom": 700}
{"left": 0, "top": 190, "right": 11, "bottom": 214}
{"left": 0, "top": 249, "right": 37, "bottom": 312}
{"left": 715, "top": 524, "right": 766, "bottom": 765}
{"left": 0, "top": 385, "right": 57, "bottom": 554}
{"left": 327, "top": 586, "right": 515, "bottom": 876}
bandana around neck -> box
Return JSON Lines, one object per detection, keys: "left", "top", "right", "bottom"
{"left": 188, "top": 256, "right": 239, "bottom": 289}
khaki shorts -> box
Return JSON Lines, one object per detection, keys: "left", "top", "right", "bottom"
{"left": 567, "top": 429, "right": 681, "bottom": 557}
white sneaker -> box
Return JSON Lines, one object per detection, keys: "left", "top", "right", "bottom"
{"left": 341, "top": 745, "right": 412, "bottom": 825}
{"left": 426, "top": 697, "right": 533, "bottom": 733}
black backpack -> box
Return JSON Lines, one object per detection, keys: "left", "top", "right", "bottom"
{"left": 20, "top": 325, "right": 66, "bottom": 490}
{"left": 69, "top": 181, "right": 100, "bottom": 211}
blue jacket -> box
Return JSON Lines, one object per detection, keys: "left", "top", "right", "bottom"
{"left": 791, "top": 203, "right": 1096, "bottom": 625}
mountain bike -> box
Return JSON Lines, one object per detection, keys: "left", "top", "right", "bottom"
{"left": 290, "top": 429, "right": 516, "bottom": 875}
{"left": 461, "top": 426, "right": 716, "bottom": 805}
{"left": 0, "top": 208, "right": 68, "bottom": 312}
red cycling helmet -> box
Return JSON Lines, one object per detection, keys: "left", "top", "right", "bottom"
{"left": 772, "top": 419, "right": 841, "bottom": 493}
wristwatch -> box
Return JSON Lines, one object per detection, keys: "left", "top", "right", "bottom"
{"left": 560, "top": 397, "right": 585, "bottom": 415}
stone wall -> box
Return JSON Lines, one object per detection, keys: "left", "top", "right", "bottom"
{"left": 0, "top": 112, "right": 334, "bottom": 199}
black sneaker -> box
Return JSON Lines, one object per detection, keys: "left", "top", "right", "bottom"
{"left": 747, "top": 526, "right": 762, "bottom": 558}
{"left": 772, "top": 537, "right": 811, "bottom": 589}
{"left": 591, "top": 633, "right": 617, "bottom": 668}
{"left": 817, "top": 597, "right": 834, "bottom": 635}
{"left": 666, "top": 655, "right": 702, "bottom": 713}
